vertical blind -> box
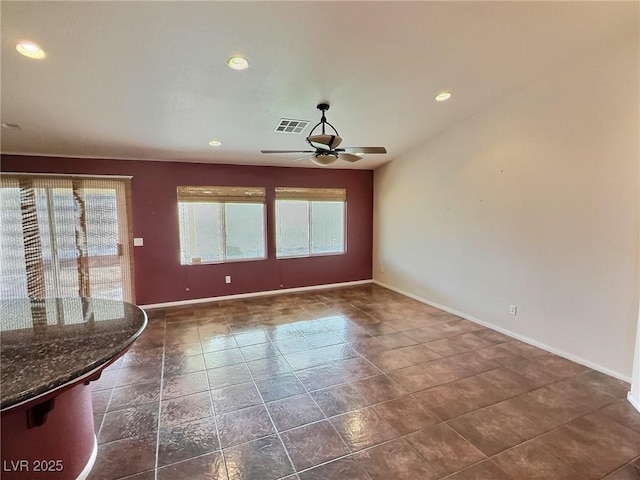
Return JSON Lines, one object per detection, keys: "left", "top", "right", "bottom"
{"left": 0, "top": 173, "right": 135, "bottom": 303}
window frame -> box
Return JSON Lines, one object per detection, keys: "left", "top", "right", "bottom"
{"left": 177, "top": 186, "right": 267, "bottom": 265}
{"left": 274, "top": 187, "right": 347, "bottom": 260}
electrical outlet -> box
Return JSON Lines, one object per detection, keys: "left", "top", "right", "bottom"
{"left": 380, "top": 265, "right": 385, "bottom": 273}
{"left": 225, "top": 275, "right": 231, "bottom": 284}
{"left": 509, "top": 305, "right": 517, "bottom": 316}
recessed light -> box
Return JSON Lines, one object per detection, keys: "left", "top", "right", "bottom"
{"left": 208, "top": 139, "right": 222, "bottom": 147}
{"left": 1, "top": 123, "right": 22, "bottom": 130}
{"left": 16, "top": 41, "right": 46, "bottom": 59}
{"left": 435, "top": 92, "right": 452, "bottom": 102}
{"left": 227, "top": 56, "right": 249, "bottom": 70}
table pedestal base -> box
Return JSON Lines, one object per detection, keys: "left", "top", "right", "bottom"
{"left": 1, "top": 383, "right": 96, "bottom": 480}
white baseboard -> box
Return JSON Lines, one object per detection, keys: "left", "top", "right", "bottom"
{"left": 140, "top": 279, "right": 374, "bottom": 310}
{"left": 373, "top": 280, "right": 632, "bottom": 384}
{"left": 628, "top": 391, "right": 640, "bottom": 413}
{"left": 76, "top": 435, "right": 97, "bottom": 480}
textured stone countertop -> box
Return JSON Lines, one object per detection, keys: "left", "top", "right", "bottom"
{"left": 0, "top": 297, "right": 147, "bottom": 411}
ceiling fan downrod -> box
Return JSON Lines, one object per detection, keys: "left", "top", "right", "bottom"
{"left": 312, "top": 103, "right": 339, "bottom": 137}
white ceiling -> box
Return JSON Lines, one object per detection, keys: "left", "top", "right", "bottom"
{"left": 1, "top": 1, "right": 636, "bottom": 170}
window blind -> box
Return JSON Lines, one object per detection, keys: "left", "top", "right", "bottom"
{"left": 0, "top": 173, "right": 135, "bottom": 303}
{"left": 177, "top": 186, "right": 266, "bottom": 204}
{"left": 274, "top": 187, "right": 346, "bottom": 202}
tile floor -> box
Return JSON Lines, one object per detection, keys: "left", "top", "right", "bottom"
{"left": 88, "top": 284, "right": 640, "bottom": 480}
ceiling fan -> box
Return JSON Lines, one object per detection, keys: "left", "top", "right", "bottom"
{"left": 261, "top": 103, "right": 387, "bottom": 166}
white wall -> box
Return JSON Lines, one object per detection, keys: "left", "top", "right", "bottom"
{"left": 631, "top": 180, "right": 640, "bottom": 408}
{"left": 374, "top": 36, "right": 639, "bottom": 380}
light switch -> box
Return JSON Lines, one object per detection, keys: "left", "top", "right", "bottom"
{"left": 134, "top": 238, "right": 144, "bottom": 247}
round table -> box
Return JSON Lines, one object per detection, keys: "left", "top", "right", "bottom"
{"left": 1, "top": 297, "right": 147, "bottom": 480}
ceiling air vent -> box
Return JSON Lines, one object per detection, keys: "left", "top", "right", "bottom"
{"left": 274, "top": 119, "right": 310, "bottom": 134}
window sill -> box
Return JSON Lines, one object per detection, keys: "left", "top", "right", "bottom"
{"left": 275, "top": 251, "right": 345, "bottom": 260}
{"left": 181, "top": 257, "right": 267, "bottom": 266}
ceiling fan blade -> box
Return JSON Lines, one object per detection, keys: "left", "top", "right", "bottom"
{"left": 338, "top": 153, "right": 362, "bottom": 163}
{"left": 261, "top": 150, "right": 315, "bottom": 154}
{"left": 340, "top": 146, "right": 387, "bottom": 154}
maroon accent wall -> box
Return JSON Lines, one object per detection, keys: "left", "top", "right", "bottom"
{"left": 1, "top": 155, "right": 373, "bottom": 305}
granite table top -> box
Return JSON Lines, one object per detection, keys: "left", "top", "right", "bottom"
{"left": 0, "top": 297, "right": 147, "bottom": 411}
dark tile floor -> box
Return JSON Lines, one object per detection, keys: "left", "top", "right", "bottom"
{"left": 88, "top": 284, "right": 640, "bottom": 480}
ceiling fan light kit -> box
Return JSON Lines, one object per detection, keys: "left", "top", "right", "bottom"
{"left": 311, "top": 155, "right": 338, "bottom": 166}
{"left": 261, "top": 102, "right": 387, "bottom": 166}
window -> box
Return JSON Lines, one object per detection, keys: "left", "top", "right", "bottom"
{"left": 275, "top": 187, "right": 346, "bottom": 258}
{"left": 1, "top": 174, "right": 134, "bottom": 302}
{"left": 177, "top": 186, "right": 266, "bottom": 264}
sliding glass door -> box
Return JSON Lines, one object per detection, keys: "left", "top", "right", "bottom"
{"left": 0, "top": 174, "right": 134, "bottom": 303}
